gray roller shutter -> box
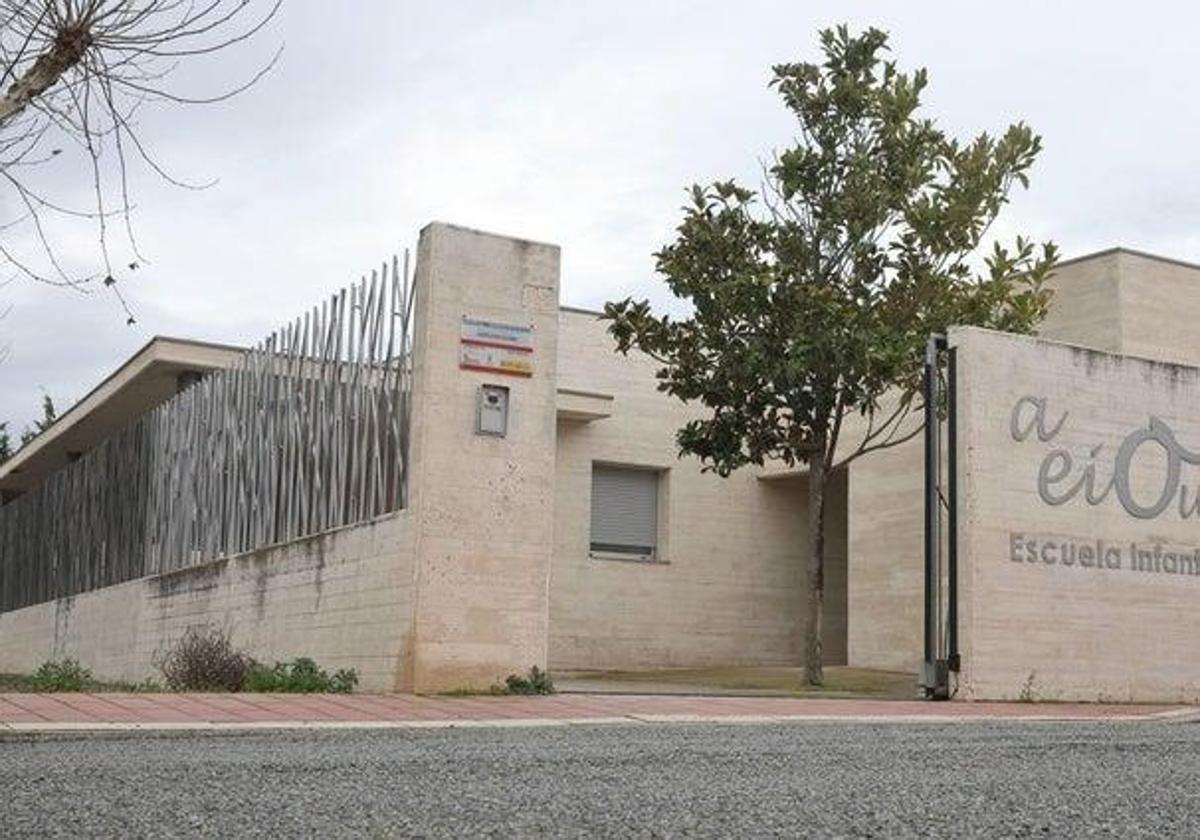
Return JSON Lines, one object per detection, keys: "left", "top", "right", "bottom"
{"left": 590, "top": 465, "right": 658, "bottom": 556}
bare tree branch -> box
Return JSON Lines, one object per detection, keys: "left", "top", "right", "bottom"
{"left": 836, "top": 398, "right": 925, "bottom": 469}
{"left": 0, "top": 0, "right": 282, "bottom": 322}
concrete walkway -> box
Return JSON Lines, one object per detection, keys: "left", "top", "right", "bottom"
{"left": 0, "top": 692, "right": 1194, "bottom": 734}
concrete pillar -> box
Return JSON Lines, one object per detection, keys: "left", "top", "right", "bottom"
{"left": 402, "top": 222, "right": 560, "bottom": 692}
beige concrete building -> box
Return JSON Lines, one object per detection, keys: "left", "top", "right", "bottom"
{"left": 840, "top": 248, "right": 1200, "bottom": 679}
{"left": 1, "top": 228, "right": 1198, "bottom": 700}
{"left": 954, "top": 325, "right": 1200, "bottom": 702}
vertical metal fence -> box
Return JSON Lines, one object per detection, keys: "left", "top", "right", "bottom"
{"left": 0, "top": 252, "right": 414, "bottom": 613}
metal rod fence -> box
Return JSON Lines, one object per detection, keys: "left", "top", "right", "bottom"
{"left": 0, "top": 252, "right": 414, "bottom": 613}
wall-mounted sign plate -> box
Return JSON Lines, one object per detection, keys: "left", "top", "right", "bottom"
{"left": 461, "top": 318, "right": 532, "bottom": 350}
{"left": 460, "top": 317, "right": 533, "bottom": 377}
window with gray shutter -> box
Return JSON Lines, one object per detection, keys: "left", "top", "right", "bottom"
{"left": 590, "top": 464, "right": 658, "bottom": 558}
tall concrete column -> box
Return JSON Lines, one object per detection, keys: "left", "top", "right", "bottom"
{"left": 402, "top": 222, "right": 560, "bottom": 692}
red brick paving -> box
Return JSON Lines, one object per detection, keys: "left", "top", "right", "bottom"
{"left": 0, "top": 692, "right": 1191, "bottom": 730}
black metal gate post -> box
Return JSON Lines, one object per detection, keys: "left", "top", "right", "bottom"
{"left": 921, "top": 333, "right": 957, "bottom": 700}
{"left": 947, "top": 346, "right": 960, "bottom": 675}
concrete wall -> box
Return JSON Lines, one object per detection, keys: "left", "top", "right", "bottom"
{"left": 17, "top": 235, "right": 1199, "bottom": 693}
{"left": 845, "top": 435, "right": 924, "bottom": 673}
{"left": 843, "top": 248, "right": 1200, "bottom": 676}
{"left": 954, "top": 326, "right": 1200, "bottom": 702}
{"left": 1038, "top": 250, "right": 1124, "bottom": 354}
{"left": 549, "top": 309, "right": 847, "bottom": 671}
{"left": 843, "top": 250, "right": 1130, "bottom": 676}
{"left": 1036, "top": 247, "right": 1200, "bottom": 367}
{"left": 1115, "top": 251, "right": 1200, "bottom": 366}
{"left": 0, "top": 513, "right": 415, "bottom": 690}
{"left": 0, "top": 221, "right": 563, "bottom": 694}
{"left": 404, "top": 222, "right": 561, "bottom": 692}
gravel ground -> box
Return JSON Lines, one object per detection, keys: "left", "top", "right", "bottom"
{"left": 3, "top": 721, "right": 1200, "bottom": 838}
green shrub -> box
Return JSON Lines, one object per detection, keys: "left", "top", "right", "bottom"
{"left": 31, "top": 658, "right": 92, "bottom": 692}
{"left": 498, "top": 665, "right": 555, "bottom": 696}
{"left": 156, "top": 626, "right": 253, "bottom": 692}
{"left": 245, "top": 657, "right": 358, "bottom": 694}
{"left": 154, "top": 627, "right": 357, "bottom": 693}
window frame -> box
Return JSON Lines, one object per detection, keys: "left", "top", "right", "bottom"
{"left": 587, "top": 461, "right": 668, "bottom": 564}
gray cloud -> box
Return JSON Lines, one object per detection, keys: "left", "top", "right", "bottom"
{"left": 3, "top": 0, "right": 1200, "bottom": 430}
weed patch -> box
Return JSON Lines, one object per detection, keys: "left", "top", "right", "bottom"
{"left": 245, "top": 658, "right": 358, "bottom": 694}
{"left": 30, "top": 658, "right": 91, "bottom": 692}
{"left": 494, "top": 666, "right": 555, "bottom": 696}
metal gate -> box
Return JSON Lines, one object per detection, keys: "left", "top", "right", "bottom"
{"left": 921, "top": 334, "right": 959, "bottom": 700}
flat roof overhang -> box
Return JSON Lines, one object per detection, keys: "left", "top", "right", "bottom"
{"left": 556, "top": 387, "right": 614, "bottom": 422}
{"left": 0, "top": 336, "right": 245, "bottom": 497}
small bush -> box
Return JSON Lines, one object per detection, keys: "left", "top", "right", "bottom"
{"left": 245, "top": 657, "right": 358, "bottom": 694}
{"left": 1019, "top": 671, "right": 1038, "bottom": 703}
{"left": 157, "top": 626, "right": 253, "bottom": 692}
{"left": 498, "top": 665, "right": 555, "bottom": 696}
{"left": 31, "top": 658, "right": 92, "bottom": 692}
{"left": 154, "top": 627, "right": 357, "bottom": 693}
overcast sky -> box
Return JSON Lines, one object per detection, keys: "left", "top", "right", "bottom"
{"left": 3, "top": 1, "right": 1200, "bottom": 431}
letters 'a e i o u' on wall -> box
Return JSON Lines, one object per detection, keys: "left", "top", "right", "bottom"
{"left": 953, "top": 326, "right": 1200, "bottom": 703}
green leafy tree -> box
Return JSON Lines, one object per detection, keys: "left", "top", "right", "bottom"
{"left": 0, "top": 394, "right": 57, "bottom": 465}
{"left": 604, "top": 26, "right": 1058, "bottom": 685}
{"left": 19, "top": 394, "right": 57, "bottom": 446}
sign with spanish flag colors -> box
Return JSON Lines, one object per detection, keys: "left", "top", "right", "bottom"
{"left": 459, "top": 317, "right": 533, "bottom": 377}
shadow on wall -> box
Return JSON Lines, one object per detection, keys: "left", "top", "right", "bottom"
{"left": 760, "top": 467, "right": 848, "bottom": 667}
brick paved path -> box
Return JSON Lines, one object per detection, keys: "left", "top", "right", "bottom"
{"left": 0, "top": 693, "right": 1192, "bottom": 732}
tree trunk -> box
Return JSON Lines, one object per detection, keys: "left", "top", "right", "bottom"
{"left": 0, "top": 29, "right": 91, "bottom": 129}
{"left": 803, "top": 449, "right": 827, "bottom": 686}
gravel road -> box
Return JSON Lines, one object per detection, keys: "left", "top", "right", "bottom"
{"left": 3, "top": 721, "right": 1199, "bottom": 838}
